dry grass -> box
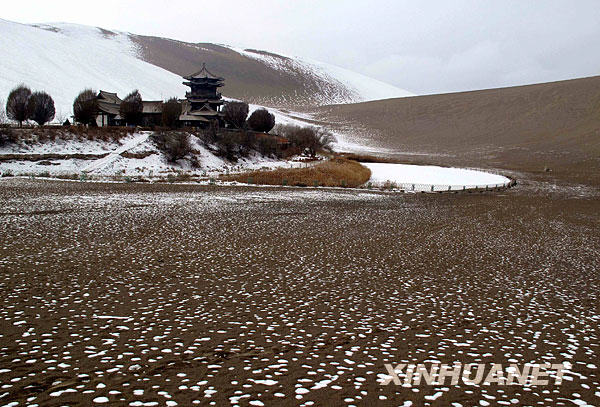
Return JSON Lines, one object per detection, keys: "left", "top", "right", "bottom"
{"left": 221, "top": 158, "right": 371, "bottom": 188}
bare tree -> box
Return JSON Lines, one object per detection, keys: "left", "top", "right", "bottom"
{"left": 223, "top": 101, "right": 249, "bottom": 129}
{"left": 27, "top": 91, "right": 56, "bottom": 126}
{"left": 316, "top": 128, "right": 337, "bottom": 152}
{"left": 276, "top": 124, "right": 336, "bottom": 157}
{"left": 161, "top": 97, "right": 181, "bottom": 129}
{"left": 54, "top": 110, "right": 68, "bottom": 125}
{"left": 120, "top": 90, "right": 143, "bottom": 126}
{"left": 73, "top": 89, "right": 98, "bottom": 126}
{"left": 247, "top": 108, "right": 276, "bottom": 133}
{"left": 6, "top": 85, "right": 32, "bottom": 127}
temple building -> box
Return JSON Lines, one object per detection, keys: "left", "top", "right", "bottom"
{"left": 95, "top": 91, "right": 122, "bottom": 127}
{"left": 94, "top": 64, "right": 225, "bottom": 128}
{"left": 179, "top": 64, "right": 225, "bottom": 127}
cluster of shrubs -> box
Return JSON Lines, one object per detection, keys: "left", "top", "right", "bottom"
{"left": 0, "top": 126, "right": 16, "bottom": 147}
{"left": 151, "top": 132, "right": 191, "bottom": 163}
{"left": 220, "top": 101, "right": 335, "bottom": 158}
{"left": 4, "top": 85, "right": 56, "bottom": 127}
{"left": 222, "top": 101, "right": 275, "bottom": 133}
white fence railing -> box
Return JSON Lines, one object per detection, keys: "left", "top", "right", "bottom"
{"left": 367, "top": 180, "right": 513, "bottom": 192}
{"left": 363, "top": 164, "right": 515, "bottom": 192}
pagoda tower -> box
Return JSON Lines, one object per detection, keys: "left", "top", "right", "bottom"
{"left": 181, "top": 63, "right": 224, "bottom": 126}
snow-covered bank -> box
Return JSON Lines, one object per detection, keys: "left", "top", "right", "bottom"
{"left": 363, "top": 162, "right": 511, "bottom": 191}
{"left": 0, "top": 131, "right": 309, "bottom": 179}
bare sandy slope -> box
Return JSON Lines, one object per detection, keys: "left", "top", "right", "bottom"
{"left": 312, "top": 76, "right": 600, "bottom": 186}
{"left": 130, "top": 35, "right": 409, "bottom": 108}
{"left": 131, "top": 36, "right": 337, "bottom": 107}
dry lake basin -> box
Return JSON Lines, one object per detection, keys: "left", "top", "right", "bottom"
{"left": 0, "top": 172, "right": 598, "bottom": 406}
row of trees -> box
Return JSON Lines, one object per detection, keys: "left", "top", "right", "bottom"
{"left": 3, "top": 87, "right": 332, "bottom": 156}
{"left": 220, "top": 103, "right": 336, "bottom": 156}
{"left": 72, "top": 89, "right": 279, "bottom": 131}
{"left": 5, "top": 85, "right": 56, "bottom": 127}
{"left": 3, "top": 85, "right": 160, "bottom": 128}
{"left": 4, "top": 85, "right": 278, "bottom": 132}
{"left": 223, "top": 101, "right": 276, "bottom": 133}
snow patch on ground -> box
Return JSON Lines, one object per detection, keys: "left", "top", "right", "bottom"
{"left": 83, "top": 133, "right": 150, "bottom": 173}
{"left": 364, "top": 162, "right": 511, "bottom": 191}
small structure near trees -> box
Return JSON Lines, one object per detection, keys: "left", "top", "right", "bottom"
{"left": 95, "top": 91, "right": 121, "bottom": 126}
{"left": 180, "top": 64, "right": 225, "bottom": 127}
{"left": 91, "top": 64, "right": 226, "bottom": 128}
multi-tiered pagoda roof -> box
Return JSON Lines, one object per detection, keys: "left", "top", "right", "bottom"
{"left": 181, "top": 63, "right": 225, "bottom": 125}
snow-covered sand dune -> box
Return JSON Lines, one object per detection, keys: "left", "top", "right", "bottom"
{"left": 0, "top": 19, "right": 412, "bottom": 118}
{"left": 0, "top": 18, "right": 414, "bottom": 153}
{"left": 0, "top": 19, "right": 188, "bottom": 119}
{"left": 363, "top": 162, "right": 510, "bottom": 191}
{"left": 229, "top": 47, "right": 414, "bottom": 102}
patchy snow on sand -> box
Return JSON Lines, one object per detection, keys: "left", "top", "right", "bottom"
{"left": 364, "top": 162, "right": 510, "bottom": 191}
{"left": 230, "top": 46, "right": 414, "bottom": 102}
{"left": 82, "top": 133, "right": 150, "bottom": 173}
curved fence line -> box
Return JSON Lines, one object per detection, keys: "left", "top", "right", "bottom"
{"left": 363, "top": 163, "right": 516, "bottom": 193}
{"left": 367, "top": 179, "right": 515, "bottom": 193}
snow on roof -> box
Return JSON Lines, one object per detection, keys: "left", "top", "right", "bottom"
{"left": 178, "top": 113, "right": 210, "bottom": 122}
